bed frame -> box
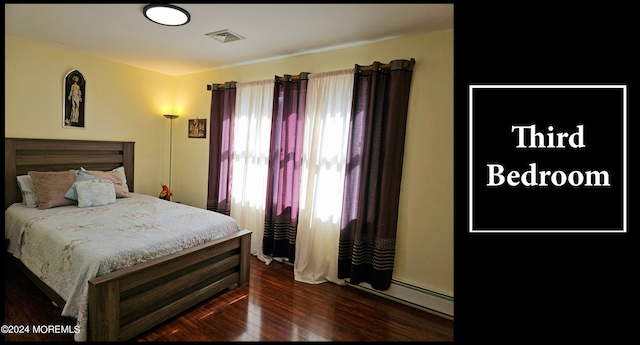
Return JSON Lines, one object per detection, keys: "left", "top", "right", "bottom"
{"left": 4, "top": 137, "right": 251, "bottom": 341}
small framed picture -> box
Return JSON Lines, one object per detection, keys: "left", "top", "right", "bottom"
{"left": 188, "top": 119, "right": 207, "bottom": 138}
{"left": 63, "top": 69, "right": 86, "bottom": 129}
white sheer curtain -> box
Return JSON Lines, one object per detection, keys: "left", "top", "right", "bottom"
{"left": 230, "top": 79, "right": 274, "bottom": 264}
{"left": 294, "top": 68, "right": 354, "bottom": 285}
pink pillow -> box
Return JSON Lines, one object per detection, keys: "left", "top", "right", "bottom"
{"left": 83, "top": 169, "right": 130, "bottom": 198}
{"left": 28, "top": 170, "right": 77, "bottom": 210}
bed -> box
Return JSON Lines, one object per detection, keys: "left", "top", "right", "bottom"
{"left": 4, "top": 138, "right": 252, "bottom": 341}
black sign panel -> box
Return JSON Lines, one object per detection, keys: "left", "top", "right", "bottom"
{"left": 469, "top": 85, "right": 626, "bottom": 232}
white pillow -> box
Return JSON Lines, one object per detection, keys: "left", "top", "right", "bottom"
{"left": 16, "top": 175, "right": 39, "bottom": 208}
{"left": 113, "top": 166, "right": 130, "bottom": 192}
{"left": 76, "top": 180, "right": 116, "bottom": 208}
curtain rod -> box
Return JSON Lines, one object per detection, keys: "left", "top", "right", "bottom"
{"left": 206, "top": 75, "right": 304, "bottom": 89}
{"left": 358, "top": 64, "right": 389, "bottom": 71}
{"left": 276, "top": 72, "right": 310, "bottom": 82}
{"left": 277, "top": 75, "right": 301, "bottom": 81}
{"left": 206, "top": 81, "right": 237, "bottom": 91}
{"left": 206, "top": 84, "right": 226, "bottom": 91}
{"left": 357, "top": 58, "right": 416, "bottom": 71}
{"left": 206, "top": 59, "right": 414, "bottom": 89}
{"left": 207, "top": 76, "right": 301, "bottom": 89}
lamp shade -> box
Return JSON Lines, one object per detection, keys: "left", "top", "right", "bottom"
{"left": 143, "top": 4, "right": 190, "bottom": 26}
{"left": 164, "top": 114, "right": 179, "bottom": 119}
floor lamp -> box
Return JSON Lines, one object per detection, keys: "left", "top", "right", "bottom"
{"left": 164, "top": 114, "right": 179, "bottom": 198}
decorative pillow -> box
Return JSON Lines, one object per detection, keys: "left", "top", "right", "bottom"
{"left": 81, "top": 167, "right": 130, "bottom": 198}
{"left": 64, "top": 170, "right": 104, "bottom": 201}
{"left": 113, "top": 166, "right": 130, "bottom": 192}
{"left": 76, "top": 180, "right": 116, "bottom": 208}
{"left": 16, "top": 175, "right": 39, "bottom": 208}
{"left": 28, "top": 170, "right": 77, "bottom": 210}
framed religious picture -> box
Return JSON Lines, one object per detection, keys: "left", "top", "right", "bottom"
{"left": 63, "top": 69, "right": 86, "bottom": 128}
{"left": 188, "top": 118, "right": 207, "bottom": 138}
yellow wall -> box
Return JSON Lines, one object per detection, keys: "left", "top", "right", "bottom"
{"left": 4, "top": 35, "right": 175, "bottom": 196}
{"left": 5, "top": 29, "right": 453, "bottom": 297}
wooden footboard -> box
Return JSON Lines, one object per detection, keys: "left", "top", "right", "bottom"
{"left": 87, "top": 229, "right": 251, "bottom": 341}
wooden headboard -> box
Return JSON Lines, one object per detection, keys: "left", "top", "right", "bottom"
{"left": 5, "top": 138, "right": 135, "bottom": 210}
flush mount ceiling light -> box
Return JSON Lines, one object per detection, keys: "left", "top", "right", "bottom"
{"left": 143, "top": 4, "right": 190, "bottom": 26}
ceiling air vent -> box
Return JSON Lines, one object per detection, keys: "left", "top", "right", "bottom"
{"left": 205, "top": 29, "right": 245, "bottom": 43}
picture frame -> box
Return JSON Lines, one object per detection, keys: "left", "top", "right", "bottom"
{"left": 188, "top": 118, "right": 207, "bottom": 138}
{"left": 63, "top": 69, "right": 86, "bottom": 129}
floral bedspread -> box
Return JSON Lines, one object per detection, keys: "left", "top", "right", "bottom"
{"left": 4, "top": 193, "right": 240, "bottom": 341}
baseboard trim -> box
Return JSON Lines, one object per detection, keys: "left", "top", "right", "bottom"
{"left": 347, "top": 279, "right": 454, "bottom": 320}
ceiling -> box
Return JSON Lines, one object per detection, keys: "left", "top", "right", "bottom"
{"left": 4, "top": 3, "right": 454, "bottom": 76}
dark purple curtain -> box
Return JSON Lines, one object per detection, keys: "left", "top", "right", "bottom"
{"left": 263, "top": 73, "right": 309, "bottom": 263}
{"left": 338, "top": 59, "right": 415, "bottom": 290}
{"left": 207, "top": 82, "right": 237, "bottom": 215}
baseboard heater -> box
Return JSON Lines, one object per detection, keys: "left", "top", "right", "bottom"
{"left": 346, "top": 279, "right": 454, "bottom": 320}
{"left": 270, "top": 257, "right": 454, "bottom": 319}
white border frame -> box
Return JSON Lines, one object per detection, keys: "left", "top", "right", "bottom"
{"left": 468, "top": 84, "right": 627, "bottom": 233}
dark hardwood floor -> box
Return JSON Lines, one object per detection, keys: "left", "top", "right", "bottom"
{"left": 4, "top": 255, "right": 453, "bottom": 342}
